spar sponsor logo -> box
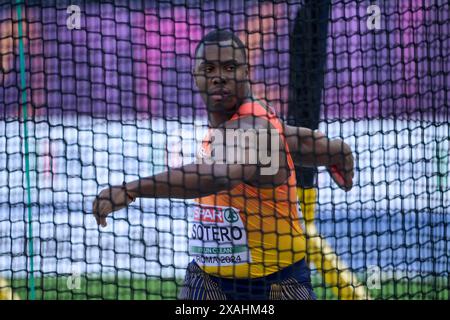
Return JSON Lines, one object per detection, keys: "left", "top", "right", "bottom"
{"left": 193, "top": 206, "right": 240, "bottom": 224}
{"left": 193, "top": 205, "right": 224, "bottom": 223}
{"left": 223, "top": 208, "right": 239, "bottom": 223}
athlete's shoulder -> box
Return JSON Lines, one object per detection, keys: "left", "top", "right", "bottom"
{"left": 224, "top": 111, "right": 274, "bottom": 131}
{"left": 234, "top": 98, "right": 277, "bottom": 119}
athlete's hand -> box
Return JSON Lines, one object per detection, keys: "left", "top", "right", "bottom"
{"left": 327, "top": 140, "right": 354, "bottom": 191}
{"left": 93, "top": 185, "right": 134, "bottom": 227}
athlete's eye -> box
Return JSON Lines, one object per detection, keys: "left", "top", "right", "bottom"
{"left": 204, "top": 66, "right": 214, "bottom": 73}
{"left": 225, "top": 65, "right": 236, "bottom": 72}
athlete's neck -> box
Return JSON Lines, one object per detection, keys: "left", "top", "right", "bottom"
{"left": 207, "top": 112, "right": 231, "bottom": 128}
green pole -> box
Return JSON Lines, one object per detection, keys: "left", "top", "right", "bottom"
{"left": 16, "top": 0, "right": 36, "bottom": 300}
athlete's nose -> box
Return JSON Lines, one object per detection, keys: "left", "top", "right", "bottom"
{"left": 212, "top": 75, "right": 226, "bottom": 85}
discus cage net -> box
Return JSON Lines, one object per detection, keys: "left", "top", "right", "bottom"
{"left": 0, "top": 0, "right": 448, "bottom": 300}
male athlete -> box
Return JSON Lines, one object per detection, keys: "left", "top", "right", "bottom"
{"left": 93, "top": 30, "right": 354, "bottom": 300}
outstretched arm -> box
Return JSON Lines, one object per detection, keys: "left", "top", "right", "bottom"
{"left": 93, "top": 162, "right": 257, "bottom": 227}
{"left": 283, "top": 124, "right": 354, "bottom": 191}
{"left": 126, "top": 162, "right": 256, "bottom": 199}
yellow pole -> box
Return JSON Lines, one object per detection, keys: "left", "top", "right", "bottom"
{"left": 297, "top": 187, "right": 369, "bottom": 300}
{"left": 0, "top": 278, "right": 20, "bottom": 300}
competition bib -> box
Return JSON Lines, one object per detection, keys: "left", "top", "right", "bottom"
{"left": 188, "top": 204, "right": 251, "bottom": 266}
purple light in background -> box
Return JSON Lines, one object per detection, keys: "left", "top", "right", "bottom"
{"left": 323, "top": 0, "right": 449, "bottom": 120}
{"left": 0, "top": 1, "right": 448, "bottom": 121}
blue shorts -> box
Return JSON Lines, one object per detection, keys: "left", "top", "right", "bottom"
{"left": 178, "top": 258, "right": 316, "bottom": 300}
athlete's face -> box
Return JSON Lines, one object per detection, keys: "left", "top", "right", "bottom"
{"left": 194, "top": 40, "right": 249, "bottom": 113}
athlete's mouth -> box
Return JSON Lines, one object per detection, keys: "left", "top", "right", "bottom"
{"left": 208, "top": 88, "right": 232, "bottom": 101}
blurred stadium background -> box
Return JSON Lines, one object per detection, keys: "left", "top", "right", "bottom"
{"left": 0, "top": 0, "right": 448, "bottom": 299}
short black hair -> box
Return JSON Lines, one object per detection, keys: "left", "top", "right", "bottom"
{"left": 194, "top": 30, "right": 247, "bottom": 63}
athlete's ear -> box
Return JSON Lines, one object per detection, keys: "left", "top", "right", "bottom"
{"left": 193, "top": 62, "right": 201, "bottom": 87}
{"left": 193, "top": 67, "right": 197, "bottom": 82}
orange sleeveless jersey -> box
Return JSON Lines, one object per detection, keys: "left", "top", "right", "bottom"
{"left": 189, "top": 100, "right": 306, "bottom": 278}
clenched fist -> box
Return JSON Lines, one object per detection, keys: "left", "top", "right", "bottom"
{"left": 328, "top": 140, "right": 354, "bottom": 191}
{"left": 93, "top": 184, "right": 135, "bottom": 227}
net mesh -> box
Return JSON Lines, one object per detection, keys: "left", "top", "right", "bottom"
{"left": 0, "top": 0, "right": 449, "bottom": 300}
